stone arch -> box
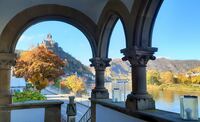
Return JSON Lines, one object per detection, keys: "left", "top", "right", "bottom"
{"left": 130, "top": 0, "right": 163, "bottom": 47}
{"left": 97, "top": 1, "right": 130, "bottom": 58}
{"left": 0, "top": 4, "right": 97, "bottom": 57}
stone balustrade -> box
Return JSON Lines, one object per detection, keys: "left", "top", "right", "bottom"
{"left": 0, "top": 100, "right": 63, "bottom": 122}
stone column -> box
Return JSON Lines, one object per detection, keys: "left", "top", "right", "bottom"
{"left": 0, "top": 53, "right": 16, "bottom": 105}
{"left": 121, "top": 47, "right": 157, "bottom": 111}
{"left": 89, "top": 57, "right": 111, "bottom": 99}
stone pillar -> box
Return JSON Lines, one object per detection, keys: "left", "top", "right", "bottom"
{"left": 66, "top": 96, "right": 76, "bottom": 122}
{"left": 121, "top": 47, "right": 157, "bottom": 111}
{"left": 0, "top": 53, "right": 16, "bottom": 105}
{"left": 89, "top": 57, "right": 111, "bottom": 99}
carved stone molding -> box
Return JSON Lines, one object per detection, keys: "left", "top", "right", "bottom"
{"left": 0, "top": 53, "right": 16, "bottom": 69}
{"left": 121, "top": 47, "right": 157, "bottom": 67}
{"left": 90, "top": 57, "right": 111, "bottom": 70}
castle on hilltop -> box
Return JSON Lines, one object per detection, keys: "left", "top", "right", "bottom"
{"left": 39, "top": 33, "right": 94, "bottom": 81}
{"left": 40, "top": 33, "right": 59, "bottom": 51}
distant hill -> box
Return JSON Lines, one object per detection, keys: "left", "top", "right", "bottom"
{"left": 147, "top": 58, "right": 200, "bottom": 73}
{"left": 16, "top": 35, "right": 200, "bottom": 81}
{"left": 104, "top": 59, "right": 131, "bottom": 80}
{"left": 104, "top": 58, "right": 200, "bottom": 80}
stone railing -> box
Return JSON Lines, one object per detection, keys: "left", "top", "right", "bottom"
{"left": 0, "top": 100, "right": 63, "bottom": 122}
{"left": 91, "top": 99, "right": 200, "bottom": 122}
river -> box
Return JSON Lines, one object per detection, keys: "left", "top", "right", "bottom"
{"left": 86, "top": 82, "right": 200, "bottom": 117}
{"left": 148, "top": 89, "right": 200, "bottom": 116}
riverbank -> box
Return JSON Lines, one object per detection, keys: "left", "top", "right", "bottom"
{"left": 147, "top": 84, "right": 200, "bottom": 93}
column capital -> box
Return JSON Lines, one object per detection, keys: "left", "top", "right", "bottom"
{"left": 121, "top": 47, "right": 157, "bottom": 67}
{"left": 89, "top": 57, "right": 111, "bottom": 70}
{"left": 0, "top": 53, "right": 16, "bottom": 69}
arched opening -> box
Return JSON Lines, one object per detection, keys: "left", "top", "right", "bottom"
{"left": 106, "top": 19, "right": 127, "bottom": 100}
{"left": 16, "top": 21, "right": 92, "bottom": 65}
{"left": 151, "top": 0, "right": 200, "bottom": 116}
{"left": 108, "top": 20, "right": 126, "bottom": 59}
{"left": 12, "top": 21, "right": 94, "bottom": 104}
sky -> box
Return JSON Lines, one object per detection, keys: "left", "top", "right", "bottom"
{"left": 17, "top": 0, "right": 200, "bottom": 65}
{"left": 17, "top": 21, "right": 125, "bottom": 65}
{"left": 152, "top": 0, "right": 200, "bottom": 59}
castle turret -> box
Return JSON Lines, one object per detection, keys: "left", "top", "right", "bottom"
{"left": 41, "top": 33, "right": 55, "bottom": 48}
{"left": 46, "top": 33, "right": 53, "bottom": 42}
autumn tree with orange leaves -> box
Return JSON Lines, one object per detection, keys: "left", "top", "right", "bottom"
{"left": 13, "top": 45, "right": 66, "bottom": 91}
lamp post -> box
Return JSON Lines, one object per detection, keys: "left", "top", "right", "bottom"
{"left": 112, "top": 79, "right": 128, "bottom": 102}
{"left": 117, "top": 80, "right": 128, "bottom": 101}
{"left": 180, "top": 95, "right": 198, "bottom": 120}
{"left": 123, "top": 80, "right": 128, "bottom": 101}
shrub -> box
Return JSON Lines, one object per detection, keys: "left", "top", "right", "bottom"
{"left": 12, "top": 90, "right": 46, "bottom": 103}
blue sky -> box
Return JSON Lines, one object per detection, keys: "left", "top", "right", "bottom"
{"left": 152, "top": 0, "right": 200, "bottom": 59}
{"left": 17, "top": 21, "right": 125, "bottom": 65}
{"left": 17, "top": 0, "right": 200, "bottom": 65}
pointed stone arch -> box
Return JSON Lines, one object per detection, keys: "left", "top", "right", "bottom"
{"left": 130, "top": 0, "right": 163, "bottom": 47}
{"left": 97, "top": 1, "right": 129, "bottom": 58}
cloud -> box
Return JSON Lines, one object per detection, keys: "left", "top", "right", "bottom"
{"left": 156, "top": 56, "right": 172, "bottom": 59}
{"left": 18, "top": 35, "right": 34, "bottom": 42}
{"left": 18, "top": 34, "right": 46, "bottom": 42}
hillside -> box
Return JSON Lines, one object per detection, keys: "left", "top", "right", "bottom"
{"left": 15, "top": 35, "right": 200, "bottom": 81}
{"left": 105, "top": 58, "right": 200, "bottom": 79}
{"left": 41, "top": 35, "right": 94, "bottom": 79}
{"left": 147, "top": 58, "right": 200, "bottom": 73}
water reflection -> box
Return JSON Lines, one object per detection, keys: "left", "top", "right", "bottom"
{"left": 86, "top": 82, "right": 200, "bottom": 117}
{"left": 148, "top": 89, "right": 160, "bottom": 100}
{"left": 148, "top": 90, "right": 175, "bottom": 103}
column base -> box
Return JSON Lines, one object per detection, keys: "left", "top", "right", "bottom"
{"left": 126, "top": 93, "right": 155, "bottom": 111}
{"left": 91, "top": 88, "right": 109, "bottom": 99}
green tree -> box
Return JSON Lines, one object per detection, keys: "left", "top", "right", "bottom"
{"left": 191, "top": 75, "right": 200, "bottom": 84}
{"left": 177, "top": 74, "right": 190, "bottom": 84}
{"left": 189, "top": 67, "right": 200, "bottom": 73}
{"left": 160, "top": 71, "right": 174, "bottom": 84}
{"left": 147, "top": 70, "right": 160, "bottom": 85}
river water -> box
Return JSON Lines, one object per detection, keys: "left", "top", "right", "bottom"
{"left": 86, "top": 82, "right": 200, "bottom": 117}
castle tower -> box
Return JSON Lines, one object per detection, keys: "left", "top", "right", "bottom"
{"left": 42, "top": 33, "right": 55, "bottom": 47}
{"left": 46, "top": 33, "right": 53, "bottom": 41}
